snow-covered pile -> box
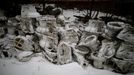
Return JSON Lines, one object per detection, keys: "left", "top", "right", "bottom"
{"left": 0, "top": 4, "right": 134, "bottom": 75}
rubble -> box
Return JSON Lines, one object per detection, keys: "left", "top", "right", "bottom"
{"left": 85, "top": 20, "right": 105, "bottom": 34}
{"left": 73, "top": 47, "right": 89, "bottom": 67}
{"left": 112, "top": 58, "right": 134, "bottom": 73}
{"left": 117, "top": 25, "right": 134, "bottom": 44}
{"left": 104, "top": 22, "right": 124, "bottom": 39}
{"left": 36, "top": 15, "right": 57, "bottom": 34}
{"left": 115, "top": 42, "right": 134, "bottom": 60}
{"left": 0, "top": 34, "right": 16, "bottom": 58}
{"left": 21, "top": 4, "right": 41, "bottom": 18}
{"left": 16, "top": 51, "right": 34, "bottom": 62}
{"left": 91, "top": 39, "right": 118, "bottom": 69}
{"left": 78, "top": 32, "right": 100, "bottom": 52}
{"left": 0, "top": 4, "right": 134, "bottom": 74}
{"left": 15, "top": 35, "right": 34, "bottom": 51}
{"left": 57, "top": 42, "right": 72, "bottom": 64}
{"left": 40, "top": 35, "right": 58, "bottom": 63}
{"left": 62, "top": 29, "right": 79, "bottom": 45}
{"left": 65, "top": 22, "right": 80, "bottom": 32}
{"left": 20, "top": 18, "right": 34, "bottom": 34}
{"left": 97, "top": 40, "right": 117, "bottom": 58}
{"left": 111, "top": 42, "right": 134, "bottom": 73}
{"left": 56, "top": 14, "right": 66, "bottom": 27}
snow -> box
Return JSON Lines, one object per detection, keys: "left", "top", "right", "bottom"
{"left": 0, "top": 56, "right": 132, "bottom": 75}
{"left": 0, "top": 7, "right": 133, "bottom": 75}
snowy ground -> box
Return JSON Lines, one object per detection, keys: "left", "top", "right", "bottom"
{"left": 0, "top": 55, "right": 133, "bottom": 75}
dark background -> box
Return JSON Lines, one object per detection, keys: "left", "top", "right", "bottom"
{"left": 0, "top": 0, "right": 134, "bottom": 21}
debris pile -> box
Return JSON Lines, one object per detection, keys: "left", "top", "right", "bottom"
{"left": 0, "top": 4, "right": 134, "bottom": 74}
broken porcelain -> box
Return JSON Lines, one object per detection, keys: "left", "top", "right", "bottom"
{"left": 112, "top": 58, "right": 134, "bottom": 73}
{"left": 6, "top": 18, "right": 20, "bottom": 35}
{"left": 0, "top": 34, "right": 16, "bottom": 58}
{"left": 73, "top": 47, "right": 89, "bottom": 67}
{"left": 113, "top": 42, "right": 134, "bottom": 73}
{"left": 75, "top": 45, "right": 90, "bottom": 55}
{"left": 56, "top": 14, "right": 67, "bottom": 27}
{"left": 62, "top": 29, "right": 79, "bottom": 45}
{"left": 90, "top": 52, "right": 106, "bottom": 69}
{"left": 36, "top": 15, "right": 57, "bottom": 34}
{"left": 57, "top": 42, "right": 72, "bottom": 64}
{"left": 16, "top": 51, "right": 34, "bottom": 62}
{"left": 40, "top": 35, "right": 58, "bottom": 63}
{"left": 42, "top": 49, "right": 57, "bottom": 63}
{"left": 116, "top": 42, "right": 134, "bottom": 60}
{"left": 65, "top": 22, "right": 79, "bottom": 32}
{"left": 91, "top": 39, "right": 117, "bottom": 69}
{"left": 98, "top": 40, "right": 117, "bottom": 58}
{"left": 78, "top": 34, "right": 100, "bottom": 52}
{"left": 39, "top": 35, "right": 58, "bottom": 51}
{"left": 21, "top": 4, "right": 41, "bottom": 18}
{"left": 85, "top": 20, "right": 105, "bottom": 34}
{"left": 15, "top": 35, "right": 34, "bottom": 51}
{"left": 117, "top": 25, "right": 134, "bottom": 44}
{"left": 20, "top": 18, "right": 34, "bottom": 34}
{"left": 0, "top": 4, "right": 134, "bottom": 74}
{"left": 104, "top": 22, "right": 124, "bottom": 39}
